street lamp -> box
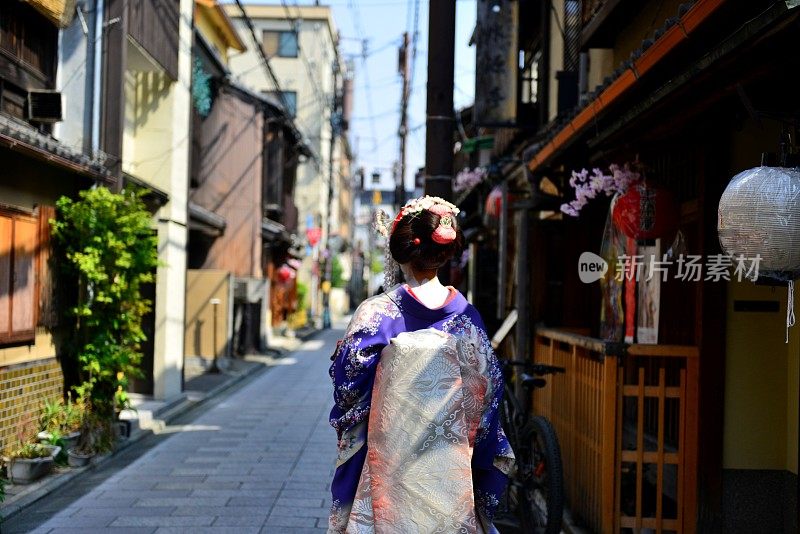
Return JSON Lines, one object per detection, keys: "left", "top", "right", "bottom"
{"left": 209, "top": 298, "right": 221, "bottom": 374}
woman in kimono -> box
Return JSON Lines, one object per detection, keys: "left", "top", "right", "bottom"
{"left": 328, "top": 196, "right": 514, "bottom": 533}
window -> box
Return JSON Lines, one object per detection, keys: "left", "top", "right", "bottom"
{"left": 521, "top": 50, "right": 541, "bottom": 105}
{"left": 266, "top": 90, "right": 297, "bottom": 117}
{"left": 0, "top": 207, "right": 40, "bottom": 345}
{"left": 0, "top": 1, "right": 58, "bottom": 84}
{"left": 0, "top": 1, "right": 58, "bottom": 125}
{"left": 262, "top": 30, "right": 298, "bottom": 58}
{"left": 563, "top": 0, "right": 581, "bottom": 71}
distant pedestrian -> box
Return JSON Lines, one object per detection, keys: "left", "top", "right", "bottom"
{"left": 327, "top": 196, "right": 514, "bottom": 533}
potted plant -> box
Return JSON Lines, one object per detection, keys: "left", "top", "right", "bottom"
{"left": 1, "top": 473, "right": 7, "bottom": 525}
{"left": 6, "top": 442, "right": 60, "bottom": 484}
{"left": 38, "top": 395, "right": 83, "bottom": 453}
{"left": 66, "top": 406, "right": 111, "bottom": 468}
{"left": 60, "top": 394, "right": 85, "bottom": 450}
{"left": 67, "top": 435, "right": 95, "bottom": 468}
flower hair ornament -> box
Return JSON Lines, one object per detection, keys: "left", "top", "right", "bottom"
{"left": 390, "top": 196, "right": 460, "bottom": 244}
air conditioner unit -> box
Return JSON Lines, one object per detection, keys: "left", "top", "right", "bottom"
{"left": 27, "top": 90, "right": 63, "bottom": 123}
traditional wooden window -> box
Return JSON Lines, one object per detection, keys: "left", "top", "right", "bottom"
{"left": 0, "top": 206, "right": 40, "bottom": 345}
{"left": 0, "top": 1, "right": 58, "bottom": 88}
{"left": 262, "top": 30, "right": 298, "bottom": 58}
{"left": 520, "top": 49, "right": 542, "bottom": 105}
{"left": 0, "top": 1, "right": 58, "bottom": 128}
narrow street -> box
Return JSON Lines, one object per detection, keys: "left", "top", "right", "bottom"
{"left": 3, "top": 329, "right": 342, "bottom": 534}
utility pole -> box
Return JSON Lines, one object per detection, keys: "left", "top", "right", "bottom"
{"left": 323, "top": 57, "right": 340, "bottom": 329}
{"left": 397, "top": 32, "right": 410, "bottom": 210}
{"left": 424, "top": 1, "right": 456, "bottom": 201}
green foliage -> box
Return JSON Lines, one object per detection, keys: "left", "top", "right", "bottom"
{"left": 192, "top": 57, "right": 213, "bottom": 117}
{"left": 331, "top": 256, "right": 346, "bottom": 288}
{"left": 39, "top": 398, "right": 63, "bottom": 434}
{"left": 51, "top": 187, "right": 159, "bottom": 425}
{"left": 10, "top": 443, "right": 53, "bottom": 460}
{"left": 370, "top": 251, "right": 383, "bottom": 275}
{"left": 39, "top": 394, "right": 84, "bottom": 435}
{"left": 63, "top": 393, "right": 84, "bottom": 433}
{"left": 0, "top": 475, "right": 5, "bottom": 525}
{"left": 296, "top": 281, "right": 309, "bottom": 311}
{"left": 74, "top": 411, "right": 112, "bottom": 455}
{"left": 39, "top": 429, "right": 68, "bottom": 466}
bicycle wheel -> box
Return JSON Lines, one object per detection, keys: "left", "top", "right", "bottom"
{"left": 496, "top": 386, "right": 524, "bottom": 528}
{"left": 522, "top": 415, "right": 564, "bottom": 534}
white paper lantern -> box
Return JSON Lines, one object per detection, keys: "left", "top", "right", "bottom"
{"left": 718, "top": 166, "right": 800, "bottom": 273}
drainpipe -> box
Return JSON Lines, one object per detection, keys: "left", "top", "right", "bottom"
{"left": 91, "top": 0, "right": 104, "bottom": 158}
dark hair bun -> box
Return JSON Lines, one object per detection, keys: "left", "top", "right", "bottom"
{"left": 389, "top": 209, "right": 464, "bottom": 272}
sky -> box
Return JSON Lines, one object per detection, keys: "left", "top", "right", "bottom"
{"left": 245, "top": 0, "right": 478, "bottom": 192}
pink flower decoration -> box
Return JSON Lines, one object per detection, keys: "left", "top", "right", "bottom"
{"left": 560, "top": 163, "right": 640, "bottom": 217}
{"left": 429, "top": 204, "right": 457, "bottom": 244}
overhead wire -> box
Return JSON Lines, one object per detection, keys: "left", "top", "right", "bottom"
{"left": 347, "top": 0, "right": 379, "bottom": 152}
{"left": 231, "top": 0, "right": 318, "bottom": 166}
{"left": 281, "top": 0, "right": 330, "bottom": 114}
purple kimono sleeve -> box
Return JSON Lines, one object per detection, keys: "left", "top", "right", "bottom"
{"left": 327, "top": 305, "right": 391, "bottom": 529}
{"left": 467, "top": 307, "right": 515, "bottom": 522}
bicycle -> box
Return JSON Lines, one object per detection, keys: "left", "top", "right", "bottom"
{"left": 496, "top": 359, "right": 566, "bottom": 534}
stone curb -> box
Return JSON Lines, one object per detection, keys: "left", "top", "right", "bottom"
{"left": 0, "top": 360, "right": 270, "bottom": 523}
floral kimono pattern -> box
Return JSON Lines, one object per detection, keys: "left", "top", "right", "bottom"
{"left": 328, "top": 285, "right": 514, "bottom": 533}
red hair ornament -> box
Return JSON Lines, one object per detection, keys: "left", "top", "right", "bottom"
{"left": 428, "top": 204, "right": 457, "bottom": 244}
{"left": 389, "top": 196, "right": 460, "bottom": 244}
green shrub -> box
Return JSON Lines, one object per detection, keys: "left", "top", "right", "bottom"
{"left": 370, "top": 252, "right": 383, "bottom": 275}
{"left": 296, "top": 280, "right": 309, "bottom": 311}
{"left": 331, "top": 256, "right": 346, "bottom": 288}
{"left": 51, "top": 187, "right": 159, "bottom": 429}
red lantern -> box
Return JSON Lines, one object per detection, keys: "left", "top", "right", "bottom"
{"left": 277, "top": 265, "right": 294, "bottom": 282}
{"left": 485, "top": 186, "right": 516, "bottom": 218}
{"left": 612, "top": 182, "right": 677, "bottom": 240}
{"left": 306, "top": 227, "right": 322, "bottom": 246}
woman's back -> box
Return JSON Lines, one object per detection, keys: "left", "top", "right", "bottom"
{"left": 347, "top": 329, "right": 488, "bottom": 532}
{"left": 328, "top": 197, "right": 513, "bottom": 534}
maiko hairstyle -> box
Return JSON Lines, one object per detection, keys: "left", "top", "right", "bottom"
{"left": 389, "top": 208, "right": 464, "bottom": 272}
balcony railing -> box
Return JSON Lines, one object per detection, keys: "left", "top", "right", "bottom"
{"left": 531, "top": 327, "right": 699, "bottom": 533}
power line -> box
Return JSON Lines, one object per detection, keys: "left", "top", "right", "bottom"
{"left": 348, "top": 0, "right": 379, "bottom": 152}
{"left": 231, "top": 0, "right": 316, "bottom": 165}
{"left": 341, "top": 37, "right": 399, "bottom": 58}
{"left": 281, "top": 0, "right": 329, "bottom": 117}
{"left": 351, "top": 109, "right": 399, "bottom": 122}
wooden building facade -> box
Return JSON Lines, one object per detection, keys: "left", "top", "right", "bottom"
{"left": 186, "top": 10, "right": 308, "bottom": 360}
{"left": 0, "top": 0, "right": 113, "bottom": 453}
{"left": 460, "top": 0, "right": 800, "bottom": 531}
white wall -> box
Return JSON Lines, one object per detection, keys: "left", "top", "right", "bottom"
{"left": 54, "top": 0, "right": 96, "bottom": 153}
{"left": 120, "top": 0, "right": 193, "bottom": 400}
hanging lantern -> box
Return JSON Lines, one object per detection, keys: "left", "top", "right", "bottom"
{"left": 718, "top": 166, "right": 800, "bottom": 272}
{"left": 277, "top": 265, "right": 295, "bottom": 283}
{"left": 485, "top": 186, "right": 503, "bottom": 218}
{"left": 612, "top": 182, "right": 678, "bottom": 240}
{"left": 306, "top": 227, "right": 322, "bottom": 247}
{"left": 485, "top": 186, "right": 517, "bottom": 218}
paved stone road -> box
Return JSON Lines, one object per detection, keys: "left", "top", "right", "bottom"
{"left": 4, "top": 328, "right": 342, "bottom": 534}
